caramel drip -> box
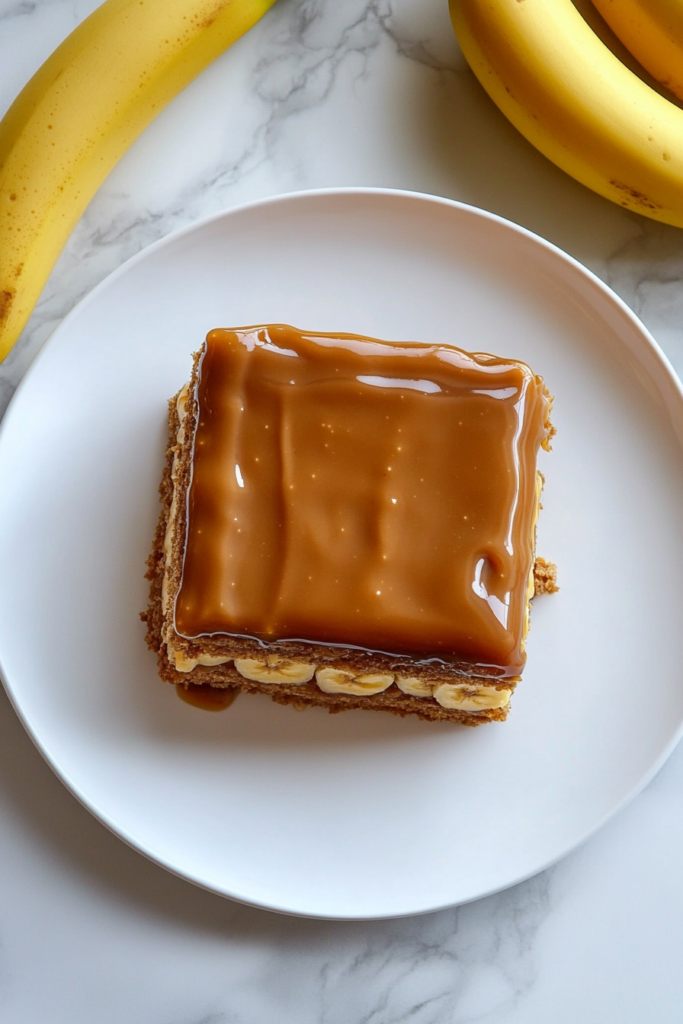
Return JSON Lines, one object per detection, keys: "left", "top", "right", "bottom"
{"left": 175, "top": 326, "right": 550, "bottom": 675}
{"left": 176, "top": 683, "right": 238, "bottom": 712}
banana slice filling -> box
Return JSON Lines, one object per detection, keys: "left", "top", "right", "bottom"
{"left": 172, "top": 649, "right": 232, "bottom": 673}
{"left": 315, "top": 668, "right": 394, "bottom": 696}
{"left": 395, "top": 675, "right": 435, "bottom": 698}
{"left": 433, "top": 683, "right": 512, "bottom": 712}
{"left": 234, "top": 657, "right": 316, "bottom": 685}
{"left": 172, "top": 649, "right": 511, "bottom": 711}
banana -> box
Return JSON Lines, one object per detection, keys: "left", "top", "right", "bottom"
{"left": 570, "top": 0, "right": 683, "bottom": 106}
{"left": 433, "top": 683, "right": 512, "bottom": 712}
{"left": 315, "top": 668, "right": 395, "bottom": 696}
{"left": 234, "top": 658, "right": 317, "bottom": 685}
{"left": 591, "top": 0, "right": 683, "bottom": 102}
{"left": 0, "top": 0, "right": 277, "bottom": 362}
{"left": 449, "top": 0, "right": 683, "bottom": 228}
{"left": 395, "top": 675, "right": 435, "bottom": 698}
{"left": 173, "top": 651, "right": 232, "bottom": 672}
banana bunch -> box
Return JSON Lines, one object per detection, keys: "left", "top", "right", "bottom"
{"left": 449, "top": 0, "right": 683, "bottom": 228}
{"left": 0, "top": 0, "right": 277, "bottom": 363}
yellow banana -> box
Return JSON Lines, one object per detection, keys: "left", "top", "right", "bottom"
{"left": 571, "top": 0, "right": 683, "bottom": 106}
{"left": 591, "top": 0, "right": 683, "bottom": 102}
{"left": 0, "top": 0, "right": 277, "bottom": 362}
{"left": 449, "top": 0, "right": 683, "bottom": 228}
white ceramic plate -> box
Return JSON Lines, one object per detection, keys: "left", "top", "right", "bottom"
{"left": 1, "top": 189, "right": 683, "bottom": 920}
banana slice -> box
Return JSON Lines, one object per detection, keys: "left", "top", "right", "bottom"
{"left": 234, "top": 657, "right": 316, "bottom": 685}
{"left": 172, "top": 650, "right": 232, "bottom": 672}
{"left": 173, "top": 651, "right": 198, "bottom": 673}
{"left": 162, "top": 384, "right": 192, "bottom": 613}
{"left": 434, "top": 683, "right": 511, "bottom": 711}
{"left": 197, "top": 653, "right": 233, "bottom": 667}
{"left": 175, "top": 385, "right": 190, "bottom": 448}
{"left": 315, "top": 668, "right": 394, "bottom": 696}
{"left": 395, "top": 676, "right": 434, "bottom": 698}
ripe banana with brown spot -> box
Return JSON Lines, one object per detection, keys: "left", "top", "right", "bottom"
{"left": 449, "top": 0, "right": 683, "bottom": 228}
{"left": 0, "top": 0, "right": 277, "bottom": 362}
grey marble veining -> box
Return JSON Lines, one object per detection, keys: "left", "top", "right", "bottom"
{"left": 2, "top": 1, "right": 683, "bottom": 1021}
{"left": 604, "top": 221, "right": 683, "bottom": 377}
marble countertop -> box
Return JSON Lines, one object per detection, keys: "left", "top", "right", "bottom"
{"left": 2, "top": 1, "right": 683, "bottom": 1020}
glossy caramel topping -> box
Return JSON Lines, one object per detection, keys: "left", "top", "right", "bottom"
{"left": 175, "top": 326, "right": 550, "bottom": 674}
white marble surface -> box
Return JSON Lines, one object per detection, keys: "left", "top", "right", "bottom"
{"left": 2, "top": 0, "right": 683, "bottom": 1020}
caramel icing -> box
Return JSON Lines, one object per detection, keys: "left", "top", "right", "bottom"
{"left": 174, "top": 325, "right": 551, "bottom": 676}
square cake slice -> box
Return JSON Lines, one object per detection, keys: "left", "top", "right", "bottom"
{"left": 144, "top": 325, "right": 554, "bottom": 724}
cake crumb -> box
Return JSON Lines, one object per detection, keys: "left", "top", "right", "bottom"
{"left": 533, "top": 557, "right": 559, "bottom": 595}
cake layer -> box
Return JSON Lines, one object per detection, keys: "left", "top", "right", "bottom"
{"left": 144, "top": 325, "right": 555, "bottom": 724}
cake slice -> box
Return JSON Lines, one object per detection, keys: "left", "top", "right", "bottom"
{"left": 144, "top": 325, "right": 555, "bottom": 724}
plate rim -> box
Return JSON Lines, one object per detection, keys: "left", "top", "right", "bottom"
{"left": 2, "top": 186, "right": 683, "bottom": 920}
